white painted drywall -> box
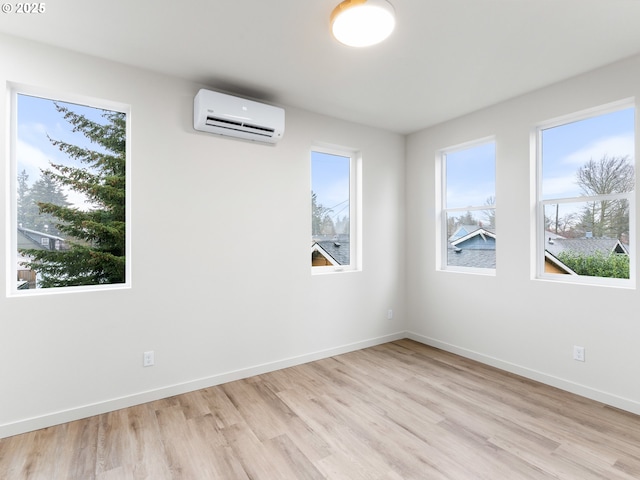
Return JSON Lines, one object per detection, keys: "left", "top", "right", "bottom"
{"left": 406, "top": 53, "right": 640, "bottom": 414}
{"left": 5, "top": 29, "right": 640, "bottom": 440}
{"left": 0, "top": 33, "right": 406, "bottom": 437}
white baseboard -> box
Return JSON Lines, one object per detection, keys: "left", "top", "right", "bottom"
{"left": 4, "top": 330, "right": 637, "bottom": 439}
{"left": 406, "top": 331, "right": 640, "bottom": 416}
{"left": 0, "top": 331, "right": 406, "bottom": 439}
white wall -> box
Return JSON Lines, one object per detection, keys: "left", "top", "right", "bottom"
{"left": 406, "top": 53, "right": 640, "bottom": 414}
{"left": 0, "top": 33, "right": 406, "bottom": 438}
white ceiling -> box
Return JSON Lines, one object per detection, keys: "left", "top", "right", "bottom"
{"left": 3, "top": 0, "right": 640, "bottom": 134}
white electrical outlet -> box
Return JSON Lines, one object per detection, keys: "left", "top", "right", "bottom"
{"left": 573, "top": 345, "right": 585, "bottom": 362}
{"left": 387, "top": 309, "right": 394, "bottom": 320}
{"left": 143, "top": 351, "right": 155, "bottom": 367}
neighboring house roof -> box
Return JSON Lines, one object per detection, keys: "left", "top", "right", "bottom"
{"left": 544, "top": 251, "right": 577, "bottom": 275}
{"left": 545, "top": 231, "right": 567, "bottom": 242}
{"left": 17, "top": 227, "right": 67, "bottom": 274}
{"left": 17, "top": 229, "right": 42, "bottom": 251}
{"left": 18, "top": 226, "right": 65, "bottom": 250}
{"left": 312, "top": 240, "right": 350, "bottom": 266}
{"left": 447, "top": 225, "right": 496, "bottom": 269}
{"left": 446, "top": 227, "right": 628, "bottom": 272}
{"left": 312, "top": 234, "right": 350, "bottom": 266}
{"left": 450, "top": 227, "right": 496, "bottom": 249}
{"left": 447, "top": 247, "right": 496, "bottom": 269}
{"left": 449, "top": 224, "right": 495, "bottom": 242}
{"left": 312, "top": 242, "right": 339, "bottom": 266}
{"left": 545, "top": 236, "right": 628, "bottom": 258}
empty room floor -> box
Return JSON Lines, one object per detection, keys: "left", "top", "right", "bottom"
{"left": 1, "top": 339, "right": 639, "bottom": 479}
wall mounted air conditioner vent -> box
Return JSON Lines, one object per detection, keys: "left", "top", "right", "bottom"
{"left": 194, "top": 89, "right": 285, "bottom": 144}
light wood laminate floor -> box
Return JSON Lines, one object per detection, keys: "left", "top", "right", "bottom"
{"left": 2, "top": 339, "right": 640, "bottom": 479}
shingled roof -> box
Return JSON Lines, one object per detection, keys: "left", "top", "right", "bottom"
{"left": 545, "top": 236, "right": 628, "bottom": 258}
{"left": 445, "top": 228, "right": 628, "bottom": 271}
{"left": 449, "top": 224, "right": 495, "bottom": 243}
{"left": 447, "top": 247, "right": 496, "bottom": 269}
{"left": 312, "top": 234, "right": 351, "bottom": 266}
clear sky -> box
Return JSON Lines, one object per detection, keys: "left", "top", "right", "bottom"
{"left": 311, "top": 150, "right": 350, "bottom": 223}
{"left": 445, "top": 141, "right": 496, "bottom": 209}
{"left": 17, "top": 94, "right": 111, "bottom": 209}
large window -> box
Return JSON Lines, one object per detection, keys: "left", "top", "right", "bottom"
{"left": 311, "top": 147, "right": 359, "bottom": 272}
{"left": 9, "top": 87, "right": 130, "bottom": 294}
{"left": 440, "top": 139, "right": 496, "bottom": 273}
{"left": 537, "top": 101, "right": 635, "bottom": 285}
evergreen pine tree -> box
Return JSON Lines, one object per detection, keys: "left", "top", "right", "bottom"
{"left": 20, "top": 103, "right": 126, "bottom": 288}
{"left": 23, "top": 174, "right": 70, "bottom": 235}
{"left": 17, "top": 169, "right": 29, "bottom": 228}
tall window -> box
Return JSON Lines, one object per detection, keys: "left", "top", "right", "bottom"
{"left": 537, "top": 102, "right": 635, "bottom": 285}
{"left": 311, "top": 147, "right": 358, "bottom": 272}
{"left": 9, "top": 87, "right": 130, "bottom": 294}
{"left": 440, "top": 139, "right": 496, "bottom": 273}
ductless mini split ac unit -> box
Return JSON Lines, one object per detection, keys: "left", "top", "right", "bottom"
{"left": 193, "top": 89, "right": 285, "bottom": 144}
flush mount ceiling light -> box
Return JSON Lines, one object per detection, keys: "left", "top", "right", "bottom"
{"left": 330, "top": 0, "right": 396, "bottom": 48}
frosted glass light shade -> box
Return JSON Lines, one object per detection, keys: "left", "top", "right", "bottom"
{"left": 330, "top": 0, "right": 396, "bottom": 47}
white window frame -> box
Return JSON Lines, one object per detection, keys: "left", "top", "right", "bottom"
{"left": 6, "top": 83, "right": 132, "bottom": 296}
{"left": 437, "top": 136, "right": 496, "bottom": 275}
{"left": 311, "top": 144, "right": 361, "bottom": 274}
{"left": 534, "top": 99, "right": 635, "bottom": 288}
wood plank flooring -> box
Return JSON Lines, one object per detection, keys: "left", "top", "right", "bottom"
{"left": 2, "top": 339, "right": 640, "bottom": 479}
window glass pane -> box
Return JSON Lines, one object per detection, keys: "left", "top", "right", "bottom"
{"left": 446, "top": 210, "right": 496, "bottom": 269}
{"left": 445, "top": 142, "right": 496, "bottom": 209}
{"left": 544, "top": 201, "right": 630, "bottom": 279}
{"left": 544, "top": 200, "right": 631, "bottom": 241}
{"left": 442, "top": 140, "right": 496, "bottom": 272}
{"left": 15, "top": 93, "right": 127, "bottom": 291}
{"left": 311, "top": 151, "right": 350, "bottom": 267}
{"left": 539, "top": 105, "right": 634, "bottom": 282}
{"left": 541, "top": 108, "right": 635, "bottom": 200}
